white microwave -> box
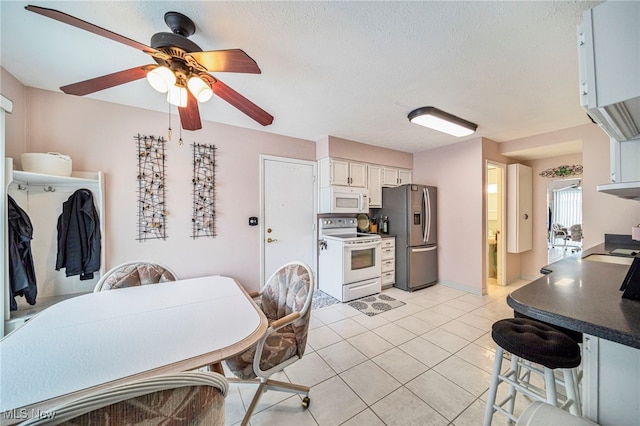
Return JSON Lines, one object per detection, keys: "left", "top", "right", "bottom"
{"left": 319, "top": 186, "right": 369, "bottom": 214}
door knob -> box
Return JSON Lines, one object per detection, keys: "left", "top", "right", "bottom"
{"left": 267, "top": 238, "right": 278, "bottom": 243}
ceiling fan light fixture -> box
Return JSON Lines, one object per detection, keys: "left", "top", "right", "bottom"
{"left": 408, "top": 106, "right": 477, "bottom": 137}
{"left": 146, "top": 66, "right": 176, "bottom": 93}
{"left": 167, "top": 85, "right": 188, "bottom": 107}
{"left": 187, "top": 76, "right": 213, "bottom": 103}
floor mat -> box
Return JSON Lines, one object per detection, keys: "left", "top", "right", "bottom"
{"left": 347, "top": 293, "right": 405, "bottom": 316}
{"left": 312, "top": 290, "right": 341, "bottom": 309}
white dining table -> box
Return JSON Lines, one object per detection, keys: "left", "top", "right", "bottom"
{"left": 0, "top": 275, "right": 267, "bottom": 422}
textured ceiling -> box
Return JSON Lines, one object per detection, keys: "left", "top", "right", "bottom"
{"left": 0, "top": 1, "right": 600, "bottom": 155}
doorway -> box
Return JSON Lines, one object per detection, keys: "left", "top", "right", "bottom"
{"left": 547, "top": 178, "right": 582, "bottom": 263}
{"left": 486, "top": 161, "right": 506, "bottom": 291}
{"left": 260, "top": 155, "right": 317, "bottom": 287}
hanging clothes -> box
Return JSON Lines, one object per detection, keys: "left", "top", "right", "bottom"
{"left": 7, "top": 195, "right": 37, "bottom": 311}
{"left": 56, "top": 188, "right": 101, "bottom": 280}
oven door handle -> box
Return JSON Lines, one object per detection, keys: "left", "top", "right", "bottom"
{"left": 345, "top": 241, "right": 381, "bottom": 250}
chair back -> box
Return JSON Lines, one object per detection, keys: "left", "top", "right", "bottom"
{"left": 94, "top": 261, "right": 178, "bottom": 292}
{"left": 570, "top": 224, "right": 583, "bottom": 241}
{"left": 261, "top": 262, "right": 314, "bottom": 358}
{"left": 19, "top": 372, "right": 228, "bottom": 426}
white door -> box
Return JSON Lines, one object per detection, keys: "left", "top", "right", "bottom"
{"left": 486, "top": 161, "right": 506, "bottom": 291}
{"left": 261, "top": 156, "right": 316, "bottom": 286}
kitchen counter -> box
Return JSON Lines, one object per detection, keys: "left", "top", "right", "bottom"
{"left": 507, "top": 237, "right": 640, "bottom": 425}
{"left": 507, "top": 241, "right": 640, "bottom": 349}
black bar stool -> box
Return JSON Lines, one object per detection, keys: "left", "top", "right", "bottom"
{"left": 483, "top": 318, "right": 582, "bottom": 425}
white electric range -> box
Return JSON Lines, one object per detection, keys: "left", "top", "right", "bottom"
{"left": 318, "top": 218, "right": 382, "bottom": 302}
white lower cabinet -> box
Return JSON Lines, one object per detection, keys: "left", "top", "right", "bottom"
{"left": 582, "top": 334, "right": 640, "bottom": 425}
{"left": 381, "top": 237, "right": 395, "bottom": 287}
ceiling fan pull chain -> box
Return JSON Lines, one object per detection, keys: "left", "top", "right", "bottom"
{"left": 178, "top": 124, "right": 184, "bottom": 146}
{"left": 167, "top": 103, "right": 172, "bottom": 141}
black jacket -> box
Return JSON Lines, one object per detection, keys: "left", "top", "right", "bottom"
{"left": 56, "top": 189, "right": 101, "bottom": 280}
{"left": 8, "top": 195, "right": 37, "bottom": 311}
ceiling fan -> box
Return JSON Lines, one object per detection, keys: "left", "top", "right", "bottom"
{"left": 25, "top": 5, "right": 274, "bottom": 131}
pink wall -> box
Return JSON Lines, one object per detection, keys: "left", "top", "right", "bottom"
{"left": 580, "top": 127, "right": 640, "bottom": 247}
{"left": 520, "top": 153, "right": 582, "bottom": 279}
{"left": 319, "top": 135, "right": 413, "bottom": 168}
{"left": 481, "top": 139, "right": 522, "bottom": 287}
{"left": 506, "top": 124, "right": 640, "bottom": 279}
{"left": 7, "top": 86, "right": 315, "bottom": 293}
{"left": 1, "top": 68, "right": 27, "bottom": 160}
{"left": 413, "top": 138, "right": 484, "bottom": 294}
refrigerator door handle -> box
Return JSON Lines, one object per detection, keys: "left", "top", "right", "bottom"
{"left": 412, "top": 246, "right": 437, "bottom": 252}
{"left": 423, "top": 187, "right": 431, "bottom": 243}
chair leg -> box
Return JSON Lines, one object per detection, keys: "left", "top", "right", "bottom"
{"left": 544, "top": 367, "right": 557, "bottom": 405}
{"left": 484, "top": 347, "right": 504, "bottom": 426}
{"left": 264, "top": 378, "right": 310, "bottom": 395}
{"left": 241, "top": 381, "right": 268, "bottom": 426}
{"left": 207, "top": 362, "right": 224, "bottom": 375}
{"left": 228, "top": 377, "right": 311, "bottom": 426}
{"left": 505, "top": 354, "right": 518, "bottom": 423}
{"left": 563, "top": 369, "right": 581, "bottom": 416}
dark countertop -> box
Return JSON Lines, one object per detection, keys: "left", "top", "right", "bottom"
{"left": 507, "top": 238, "right": 640, "bottom": 349}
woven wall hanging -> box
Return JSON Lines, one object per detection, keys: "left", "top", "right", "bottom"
{"left": 191, "top": 143, "right": 216, "bottom": 239}
{"left": 136, "top": 134, "right": 167, "bottom": 241}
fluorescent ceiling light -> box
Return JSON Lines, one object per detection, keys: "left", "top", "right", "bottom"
{"left": 408, "top": 106, "right": 478, "bottom": 137}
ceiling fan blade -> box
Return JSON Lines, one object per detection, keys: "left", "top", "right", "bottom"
{"left": 179, "top": 92, "right": 203, "bottom": 131}
{"left": 211, "top": 78, "right": 274, "bottom": 126}
{"left": 60, "top": 65, "right": 156, "bottom": 96}
{"left": 188, "top": 49, "right": 261, "bottom": 74}
{"left": 25, "top": 5, "right": 168, "bottom": 60}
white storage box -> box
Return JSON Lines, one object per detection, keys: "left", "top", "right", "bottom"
{"left": 21, "top": 152, "right": 72, "bottom": 176}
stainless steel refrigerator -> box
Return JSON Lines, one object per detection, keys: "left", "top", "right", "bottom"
{"left": 378, "top": 184, "right": 437, "bottom": 291}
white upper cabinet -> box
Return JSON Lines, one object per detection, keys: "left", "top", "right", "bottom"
{"left": 382, "top": 167, "right": 412, "bottom": 187}
{"left": 382, "top": 167, "right": 398, "bottom": 187}
{"left": 577, "top": 1, "right": 640, "bottom": 141}
{"left": 348, "top": 161, "right": 367, "bottom": 187}
{"left": 368, "top": 165, "right": 382, "bottom": 208}
{"left": 398, "top": 169, "right": 412, "bottom": 186}
{"left": 319, "top": 158, "right": 367, "bottom": 187}
{"left": 507, "top": 163, "right": 533, "bottom": 253}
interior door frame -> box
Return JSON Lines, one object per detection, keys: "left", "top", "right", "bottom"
{"left": 259, "top": 154, "right": 317, "bottom": 288}
{"left": 485, "top": 160, "right": 507, "bottom": 290}
{"left": 1, "top": 95, "right": 14, "bottom": 337}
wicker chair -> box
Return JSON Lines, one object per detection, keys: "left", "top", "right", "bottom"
{"left": 224, "top": 261, "right": 314, "bottom": 426}
{"left": 94, "top": 261, "right": 178, "bottom": 292}
{"left": 19, "top": 371, "right": 228, "bottom": 426}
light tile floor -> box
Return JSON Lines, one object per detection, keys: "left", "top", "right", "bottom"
{"left": 223, "top": 281, "right": 533, "bottom": 425}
